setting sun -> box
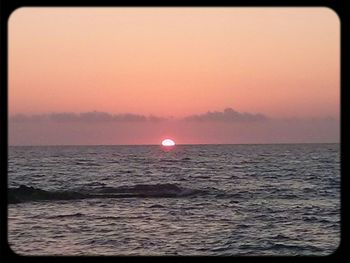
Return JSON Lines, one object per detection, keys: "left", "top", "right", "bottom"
{"left": 161, "top": 139, "right": 175, "bottom": 146}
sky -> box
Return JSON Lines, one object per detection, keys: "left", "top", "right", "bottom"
{"left": 8, "top": 7, "right": 340, "bottom": 145}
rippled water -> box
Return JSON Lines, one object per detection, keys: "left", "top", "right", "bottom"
{"left": 8, "top": 144, "right": 340, "bottom": 256}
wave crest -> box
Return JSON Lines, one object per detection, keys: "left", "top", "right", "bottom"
{"left": 8, "top": 183, "right": 204, "bottom": 204}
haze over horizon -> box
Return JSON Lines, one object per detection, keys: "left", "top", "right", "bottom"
{"left": 9, "top": 107, "right": 339, "bottom": 145}
{"left": 8, "top": 8, "right": 340, "bottom": 145}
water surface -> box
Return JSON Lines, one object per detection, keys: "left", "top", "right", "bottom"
{"left": 8, "top": 144, "right": 340, "bottom": 256}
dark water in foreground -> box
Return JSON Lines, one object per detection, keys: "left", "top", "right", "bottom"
{"left": 8, "top": 144, "right": 340, "bottom": 256}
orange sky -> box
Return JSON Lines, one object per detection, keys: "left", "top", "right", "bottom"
{"left": 9, "top": 7, "right": 339, "bottom": 119}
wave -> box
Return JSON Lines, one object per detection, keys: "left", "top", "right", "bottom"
{"left": 46, "top": 212, "right": 85, "bottom": 219}
{"left": 266, "top": 243, "right": 324, "bottom": 252}
{"left": 8, "top": 183, "right": 206, "bottom": 204}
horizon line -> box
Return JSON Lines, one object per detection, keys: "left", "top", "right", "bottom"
{"left": 8, "top": 142, "right": 340, "bottom": 147}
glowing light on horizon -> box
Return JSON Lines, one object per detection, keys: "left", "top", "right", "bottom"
{"left": 161, "top": 139, "right": 175, "bottom": 146}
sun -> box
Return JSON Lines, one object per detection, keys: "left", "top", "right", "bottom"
{"left": 161, "top": 139, "right": 175, "bottom": 146}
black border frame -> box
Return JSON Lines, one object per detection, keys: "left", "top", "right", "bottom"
{"left": 1, "top": 1, "right": 348, "bottom": 262}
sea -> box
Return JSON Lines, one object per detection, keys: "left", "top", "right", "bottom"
{"left": 7, "top": 143, "right": 340, "bottom": 256}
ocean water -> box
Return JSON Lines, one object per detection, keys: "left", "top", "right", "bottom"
{"left": 8, "top": 144, "right": 340, "bottom": 256}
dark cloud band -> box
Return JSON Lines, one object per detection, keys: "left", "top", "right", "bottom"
{"left": 10, "top": 108, "right": 270, "bottom": 123}
{"left": 9, "top": 111, "right": 167, "bottom": 123}
{"left": 183, "top": 108, "right": 268, "bottom": 122}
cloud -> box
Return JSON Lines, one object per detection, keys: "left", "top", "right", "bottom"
{"left": 9, "top": 111, "right": 168, "bottom": 123}
{"left": 8, "top": 109, "right": 339, "bottom": 145}
{"left": 11, "top": 108, "right": 337, "bottom": 125}
{"left": 10, "top": 114, "right": 49, "bottom": 122}
{"left": 183, "top": 108, "right": 268, "bottom": 122}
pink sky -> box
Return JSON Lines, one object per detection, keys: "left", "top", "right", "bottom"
{"left": 8, "top": 8, "right": 340, "bottom": 145}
